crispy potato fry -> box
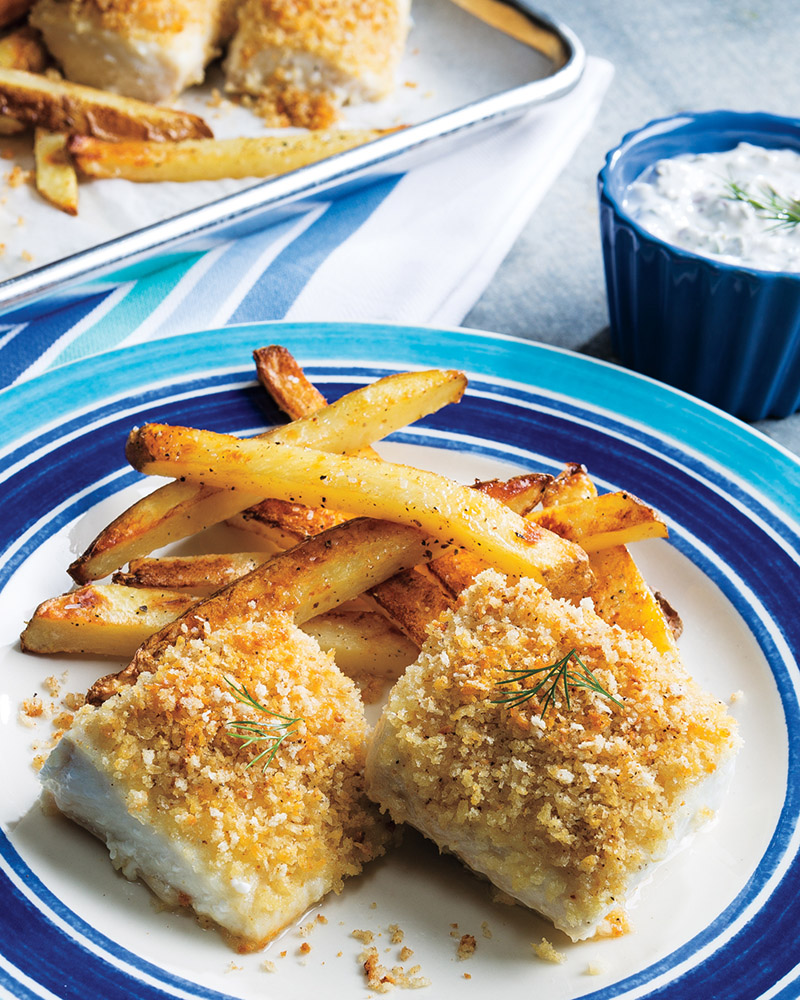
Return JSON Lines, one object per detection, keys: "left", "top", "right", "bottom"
{"left": 0, "top": 67, "right": 212, "bottom": 140}
{"left": 21, "top": 582, "right": 417, "bottom": 687}
{"left": 429, "top": 488, "right": 667, "bottom": 595}
{"left": 69, "top": 368, "right": 466, "bottom": 583}
{"left": 542, "top": 462, "right": 598, "bottom": 507}
{"left": 20, "top": 584, "right": 199, "bottom": 657}
{"left": 34, "top": 129, "right": 78, "bottom": 215}
{"left": 69, "top": 127, "right": 394, "bottom": 182}
{"left": 0, "top": 24, "right": 47, "bottom": 71}
{"left": 230, "top": 474, "right": 552, "bottom": 549}
{"left": 113, "top": 552, "right": 270, "bottom": 593}
{"left": 473, "top": 473, "right": 554, "bottom": 514}
{"left": 529, "top": 491, "right": 668, "bottom": 552}
{"left": 252, "top": 345, "right": 462, "bottom": 642}
{"left": 428, "top": 548, "right": 484, "bottom": 597}
{"left": 302, "top": 608, "right": 418, "bottom": 683}
{"left": 88, "top": 517, "right": 451, "bottom": 703}
{"left": 125, "top": 423, "right": 592, "bottom": 595}
{"left": 587, "top": 546, "right": 679, "bottom": 654}
{"left": 426, "top": 475, "right": 552, "bottom": 595}
{"left": 369, "top": 568, "right": 454, "bottom": 646}
{"left": 227, "top": 497, "right": 351, "bottom": 546}
{"left": 254, "top": 345, "right": 327, "bottom": 420}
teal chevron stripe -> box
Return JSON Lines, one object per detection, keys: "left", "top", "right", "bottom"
{"left": 51, "top": 252, "right": 206, "bottom": 366}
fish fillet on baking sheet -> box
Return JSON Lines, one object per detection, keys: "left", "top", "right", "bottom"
{"left": 40, "top": 614, "right": 389, "bottom": 950}
{"left": 224, "top": 0, "right": 412, "bottom": 127}
{"left": 365, "top": 569, "right": 741, "bottom": 942}
{"left": 29, "top": 0, "right": 242, "bottom": 102}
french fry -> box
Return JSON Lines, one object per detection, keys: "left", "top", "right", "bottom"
{"left": 230, "top": 474, "right": 549, "bottom": 548}
{"left": 587, "top": 546, "right": 679, "bottom": 654}
{"left": 429, "top": 488, "right": 667, "bottom": 596}
{"left": 0, "top": 24, "right": 47, "bottom": 71}
{"left": 34, "top": 128, "right": 78, "bottom": 215}
{"left": 21, "top": 582, "right": 418, "bottom": 687}
{"left": 302, "top": 608, "right": 418, "bottom": 684}
{"left": 426, "top": 474, "right": 553, "bottom": 596}
{"left": 227, "top": 497, "right": 351, "bottom": 547}
{"left": 254, "top": 345, "right": 327, "bottom": 420}
{"left": 125, "top": 423, "right": 592, "bottom": 595}
{"left": 542, "top": 462, "right": 598, "bottom": 507}
{"left": 21, "top": 584, "right": 199, "bottom": 657}
{"left": 113, "top": 552, "right": 270, "bottom": 593}
{"left": 0, "top": 67, "right": 213, "bottom": 140}
{"left": 88, "top": 517, "right": 455, "bottom": 703}
{"left": 69, "top": 127, "right": 394, "bottom": 182}
{"left": 69, "top": 368, "right": 467, "bottom": 583}
{"left": 529, "top": 491, "right": 668, "bottom": 552}
{"left": 252, "top": 344, "right": 461, "bottom": 642}
{"left": 369, "top": 568, "right": 454, "bottom": 646}
{"left": 473, "top": 473, "right": 553, "bottom": 514}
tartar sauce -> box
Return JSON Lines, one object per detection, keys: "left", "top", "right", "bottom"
{"left": 623, "top": 142, "right": 800, "bottom": 272}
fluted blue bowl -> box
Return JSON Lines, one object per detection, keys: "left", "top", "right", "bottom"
{"left": 598, "top": 110, "right": 800, "bottom": 421}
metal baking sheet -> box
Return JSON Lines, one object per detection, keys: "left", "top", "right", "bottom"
{"left": 0, "top": 0, "right": 584, "bottom": 318}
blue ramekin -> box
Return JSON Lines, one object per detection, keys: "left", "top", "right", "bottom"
{"left": 598, "top": 110, "right": 800, "bottom": 421}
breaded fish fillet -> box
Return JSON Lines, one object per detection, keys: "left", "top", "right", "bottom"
{"left": 30, "top": 0, "right": 242, "bottom": 102}
{"left": 41, "top": 613, "right": 389, "bottom": 950}
{"left": 365, "top": 569, "right": 740, "bottom": 942}
{"left": 224, "top": 0, "right": 412, "bottom": 127}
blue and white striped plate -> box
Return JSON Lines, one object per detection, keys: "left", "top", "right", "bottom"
{"left": 1, "top": 322, "right": 799, "bottom": 1000}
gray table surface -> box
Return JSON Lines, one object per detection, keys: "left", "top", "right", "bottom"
{"left": 464, "top": 0, "right": 800, "bottom": 455}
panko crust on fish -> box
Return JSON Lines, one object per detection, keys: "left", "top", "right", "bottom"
{"left": 224, "top": 0, "right": 411, "bottom": 126}
{"left": 41, "top": 613, "right": 389, "bottom": 951}
{"left": 365, "top": 569, "right": 740, "bottom": 941}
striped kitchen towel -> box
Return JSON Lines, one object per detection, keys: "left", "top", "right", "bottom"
{"left": 0, "top": 57, "right": 612, "bottom": 390}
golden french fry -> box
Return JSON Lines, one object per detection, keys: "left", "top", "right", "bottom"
{"left": 369, "top": 568, "right": 454, "bottom": 647}
{"left": 302, "top": 608, "right": 419, "bottom": 684}
{"left": 21, "top": 579, "right": 417, "bottom": 686}
{"left": 425, "top": 474, "right": 556, "bottom": 597}
{"left": 21, "top": 584, "right": 199, "bottom": 657}
{"left": 529, "top": 491, "right": 668, "bottom": 552}
{"left": 253, "top": 345, "right": 327, "bottom": 420}
{"left": 428, "top": 548, "right": 485, "bottom": 597}
{"left": 0, "top": 67, "right": 212, "bottom": 140}
{"left": 34, "top": 129, "right": 78, "bottom": 215}
{"left": 125, "top": 423, "right": 592, "bottom": 595}
{"left": 112, "top": 552, "right": 271, "bottom": 592}
{"left": 587, "top": 546, "right": 679, "bottom": 654}
{"left": 542, "top": 462, "right": 598, "bottom": 507}
{"left": 69, "top": 127, "right": 393, "bottom": 182}
{"left": 227, "top": 497, "right": 351, "bottom": 546}
{"left": 69, "top": 368, "right": 466, "bottom": 583}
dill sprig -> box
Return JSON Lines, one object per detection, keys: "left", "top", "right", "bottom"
{"left": 725, "top": 179, "right": 800, "bottom": 230}
{"left": 491, "top": 649, "right": 623, "bottom": 717}
{"left": 225, "top": 677, "right": 302, "bottom": 772}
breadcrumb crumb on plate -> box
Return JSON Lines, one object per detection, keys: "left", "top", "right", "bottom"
{"left": 365, "top": 569, "right": 741, "bottom": 942}
{"left": 40, "top": 613, "right": 389, "bottom": 950}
